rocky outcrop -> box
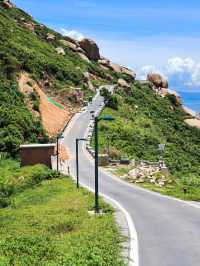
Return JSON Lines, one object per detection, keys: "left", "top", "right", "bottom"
{"left": 77, "top": 52, "right": 90, "bottom": 63}
{"left": 46, "top": 33, "right": 55, "bottom": 41}
{"left": 147, "top": 73, "right": 168, "bottom": 88}
{"left": 55, "top": 47, "right": 65, "bottom": 55}
{"left": 110, "top": 63, "right": 122, "bottom": 73}
{"left": 117, "top": 78, "right": 131, "bottom": 88}
{"left": 83, "top": 72, "right": 94, "bottom": 91}
{"left": 166, "top": 89, "right": 181, "bottom": 105}
{"left": 1, "top": 0, "right": 15, "bottom": 9}
{"left": 60, "top": 40, "right": 77, "bottom": 51}
{"left": 121, "top": 67, "right": 136, "bottom": 79}
{"left": 79, "top": 38, "right": 100, "bottom": 61}
{"left": 23, "top": 22, "right": 35, "bottom": 32}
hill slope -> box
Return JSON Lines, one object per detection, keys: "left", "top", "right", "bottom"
{"left": 98, "top": 82, "right": 200, "bottom": 196}
{"left": 0, "top": 1, "right": 132, "bottom": 156}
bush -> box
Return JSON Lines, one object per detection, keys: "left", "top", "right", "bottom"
{"left": 0, "top": 160, "right": 60, "bottom": 208}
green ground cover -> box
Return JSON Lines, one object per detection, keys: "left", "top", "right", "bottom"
{"left": 0, "top": 161, "right": 126, "bottom": 266}
{"left": 98, "top": 82, "right": 200, "bottom": 200}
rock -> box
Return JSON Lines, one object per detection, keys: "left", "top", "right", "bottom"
{"left": 23, "top": 22, "right": 35, "bottom": 32}
{"left": 63, "top": 36, "right": 78, "bottom": 45}
{"left": 76, "top": 46, "right": 86, "bottom": 54}
{"left": 1, "top": 0, "right": 15, "bottom": 9}
{"left": 98, "top": 58, "right": 110, "bottom": 66}
{"left": 55, "top": 47, "right": 65, "bottom": 55}
{"left": 117, "top": 78, "right": 131, "bottom": 88}
{"left": 79, "top": 38, "right": 100, "bottom": 61}
{"left": 83, "top": 72, "right": 94, "bottom": 91}
{"left": 46, "top": 33, "right": 55, "bottom": 41}
{"left": 110, "top": 63, "right": 122, "bottom": 73}
{"left": 121, "top": 67, "right": 136, "bottom": 79}
{"left": 77, "top": 52, "right": 90, "bottom": 63}
{"left": 167, "top": 89, "right": 181, "bottom": 104}
{"left": 147, "top": 73, "right": 168, "bottom": 88}
{"left": 158, "top": 181, "right": 165, "bottom": 187}
{"left": 59, "top": 40, "right": 77, "bottom": 51}
{"left": 99, "top": 64, "right": 110, "bottom": 71}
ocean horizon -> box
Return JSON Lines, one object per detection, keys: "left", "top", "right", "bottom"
{"left": 177, "top": 91, "right": 200, "bottom": 113}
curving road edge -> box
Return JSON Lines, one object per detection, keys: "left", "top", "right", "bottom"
{"left": 60, "top": 92, "right": 139, "bottom": 266}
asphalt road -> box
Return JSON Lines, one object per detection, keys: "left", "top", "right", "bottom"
{"left": 62, "top": 91, "right": 200, "bottom": 266}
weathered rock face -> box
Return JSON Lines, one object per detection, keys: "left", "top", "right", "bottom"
{"left": 1, "top": 0, "right": 15, "bottom": 9}
{"left": 23, "top": 22, "right": 35, "bottom": 32}
{"left": 79, "top": 38, "right": 100, "bottom": 61}
{"left": 77, "top": 52, "right": 90, "bottom": 63}
{"left": 167, "top": 89, "right": 182, "bottom": 105}
{"left": 110, "top": 63, "right": 122, "bottom": 73}
{"left": 60, "top": 40, "right": 77, "bottom": 51}
{"left": 121, "top": 67, "right": 136, "bottom": 79}
{"left": 117, "top": 78, "right": 131, "bottom": 88}
{"left": 55, "top": 47, "right": 65, "bottom": 55}
{"left": 147, "top": 73, "right": 168, "bottom": 88}
{"left": 109, "top": 63, "right": 136, "bottom": 79}
{"left": 46, "top": 33, "right": 55, "bottom": 41}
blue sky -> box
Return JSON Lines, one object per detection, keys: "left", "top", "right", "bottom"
{"left": 13, "top": 0, "right": 200, "bottom": 91}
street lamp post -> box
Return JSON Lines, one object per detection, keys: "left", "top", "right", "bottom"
{"left": 76, "top": 138, "right": 87, "bottom": 188}
{"left": 94, "top": 115, "right": 115, "bottom": 213}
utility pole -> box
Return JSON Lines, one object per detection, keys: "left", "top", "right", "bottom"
{"left": 94, "top": 116, "right": 99, "bottom": 213}
{"left": 94, "top": 115, "right": 115, "bottom": 213}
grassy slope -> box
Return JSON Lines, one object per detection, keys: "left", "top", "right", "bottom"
{"left": 0, "top": 172, "right": 125, "bottom": 266}
{"left": 0, "top": 5, "right": 116, "bottom": 156}
{"left": 98, "top": 82, "right": 200, "bottom": 199}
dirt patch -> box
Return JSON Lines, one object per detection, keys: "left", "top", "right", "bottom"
{"left": 19, "top": 73, "right": 71, "bottom": 137}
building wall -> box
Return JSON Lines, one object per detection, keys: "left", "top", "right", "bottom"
{"left": 20, "top": 145, "right": 55, "bottom": 168}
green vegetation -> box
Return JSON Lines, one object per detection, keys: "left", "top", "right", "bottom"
{"left": 98, "top": 82, "right": 200, "bottom": 199}
{"left": 0, "top": 160, "right": 59, "bottom": 208}
{"left": 0, "top": 166, "right": 125, "bottom": 266}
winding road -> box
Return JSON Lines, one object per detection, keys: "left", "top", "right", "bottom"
{"left": 62, "top": 89, "right": 200, "bottom": 266}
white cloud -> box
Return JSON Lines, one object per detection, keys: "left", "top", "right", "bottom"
{"left": 60, "top": 29, "right": 84, "bottom": 41}
{"left": 137, "top": 57, "right": 200, "bottom": 90}
{"left": 138, "top": 65, "right": 164, "bottom": 80}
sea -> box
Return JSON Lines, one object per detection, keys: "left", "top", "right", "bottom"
{"left": 178, "top": 91, "right": 200, "bottom": 113}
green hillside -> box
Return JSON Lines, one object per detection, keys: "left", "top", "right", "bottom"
{"left": 0, "top": 2, "right": 121, "bottom": 156}
{"left": 98, "top": 82, "right": 200, "bottom": 197}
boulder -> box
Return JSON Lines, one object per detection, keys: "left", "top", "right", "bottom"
{"left": 121, "top": 67, "right": 136, "bottom": 79}
{"left": 117, "top": 78, "right": 131, "bottom": 88}
{"left": 77, "top": 52, "right": 90, "bottom": 63}
{"left": 147, "top": 73, "right": 168, "bottom": 88}
{"left": 1, "top": 0, "right": 15, "bottom": 8}
{"left": 98, "top": 58, "right": 110, "bottom": 67}
{"left": 55, "top": 47, "right": 65, "bottom": 55}
{"left": 63, "top": 36, "right": 78, "bottom": 45}
{"left": 79, "top": 38, "right": 100, "bottom": 61}
{"left": 59, "top": 40, "right": 77, "bottom": 51}
{"left": 46, "top": 33, "right": 55, "bottom": 41}
{"left": 76, "top": 46, "right": 86, "bottom": 54}
{"left": 110, "top": 63, "right": 122, "bottom": 73}
{"left": 167, "top": 89, "right": 182, "bottom": 104}
{"left": 23, "top": 22, "right": 35, "bottom": 32}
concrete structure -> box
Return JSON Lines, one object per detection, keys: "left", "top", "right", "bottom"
{"left": 20, "top": 144, "right": 56, "bottom": 168}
